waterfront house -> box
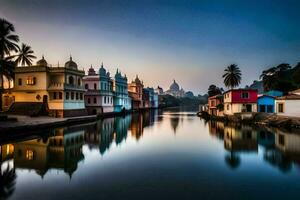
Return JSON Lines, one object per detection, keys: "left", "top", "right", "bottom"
{"left": 2, "top": 56, "right": 87, "bottom": 117}
{"left": 257, "top": 91, "right": 283, "bottom": 113}
{"left": 208, "top": 94, "right": 223, "bottom": 116}
{"left": 83, "top": 64, "right": 114, "bottom": 115}
{"left": 275, "top": 89, "right": 300, "bottom": 117}
{"left": 113, "top": 69, "right": 131, "bottom": 112}
{"left": 128, "top": 75, "right": 144, "bottom": 110}
{"left": 223, "top": 89, "right": 258, "bottom": 115}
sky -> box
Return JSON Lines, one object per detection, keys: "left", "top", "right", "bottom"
{"left": 1, "top": 0, "right": 300, "bottom": 94}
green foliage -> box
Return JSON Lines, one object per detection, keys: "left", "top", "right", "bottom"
{"left": 222, "top": 64, "right": 242, "bottom": 89}
{"left": 260, "top": 63, "right": 300, "bottom": 94}
{"left": 159, "top": 94, "right": 207, "bottom": 108}
{"left": 208, "top": 84, "right": 222, "bottom": 97}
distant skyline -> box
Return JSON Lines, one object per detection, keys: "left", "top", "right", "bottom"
{"left": 1, "top": 0, "right": 300, "bottom": 94}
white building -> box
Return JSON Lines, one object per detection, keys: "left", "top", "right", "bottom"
{"left": 275, "top": 89, "right": 300, "bottom": 117}
{"left": 83, "top": 64, "right": 114, "bottom": 115}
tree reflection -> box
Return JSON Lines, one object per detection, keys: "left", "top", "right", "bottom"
{"left": 225, "top": 152, "right": 241, "bottom": 170}
{"left": 0, "top": 164, "right": 16, "bottom": 200}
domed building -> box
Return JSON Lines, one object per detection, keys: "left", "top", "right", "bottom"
{"left": 128, "top": 75, "right": 144, "bottom": 110}
{"left": 164, "top": 80, "right": 186, "bottom": 98}
{"left": 3, "top": 55, "right": 87, "bottom": 117}
{"left": 83, "top": 63, "right": 114, "bottom": 115}
{"left": 113, "top": 69, "right": 131, "bottom": 112}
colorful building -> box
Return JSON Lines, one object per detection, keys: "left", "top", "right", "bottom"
{"left": 113, "top": 69, "right": 131, "bottom": 112}
{"left": 224, "top": 89, "right": 258, "bottom": 115}
{"left": 208, "top": 94, "right": 223, "bottom": 116}
{"left": 128, "top": 75, "right": 144, "bottom": 110}
{"left": 257, "top": 91, "right": 282, "bottom": 113}
{"left": 275, "top": 89, "right": 300, "bottom": 117}
{"left": 83, "top": 64, "right": 114, "bottom": 115}
{"left": 3, "top": 56, "right": 87, "bottom": 117}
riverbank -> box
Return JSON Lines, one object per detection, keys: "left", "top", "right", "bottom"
{"left": 0, "top": 109, "right": 157, "bottom": 135}
{"left": 198, "top": 111, "right": 300, "bottom": 129}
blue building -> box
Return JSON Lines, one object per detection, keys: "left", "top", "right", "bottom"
{"left": 113, "top": 69, "right": 131, "bottom": 112}
{"left": 257, "top": 91, "right": 283, "bottom": 113}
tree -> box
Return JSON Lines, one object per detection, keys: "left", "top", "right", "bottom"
{"left": 260, "top": 63, "right": 293, "bottom": 93}
{"left": 292, "top": 62, "right": 300, "bottom": 85}
{"left": 207, "top": 84, "right": 222, "bottom": 97}
{"left": 7, "top": 43, "right": 36, "bottom": 66}
{"left": 222, "top": 64, "right": 242, "bottom": 89}
{"left": 0, "top": 18, "right": 19, "bottom": 59}
{"left": 0, "top": 18, "right": 20, "bottom": 112}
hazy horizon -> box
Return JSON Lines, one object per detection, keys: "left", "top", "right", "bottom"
{"left": 1, "top": 0, "right": 300, "bottom": 95}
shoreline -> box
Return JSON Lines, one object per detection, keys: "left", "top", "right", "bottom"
{"left": 198, "top": 111, "right": 300, "bottom": 129}
{"left": 0, "top": 108, "right": 159, "bottom": 135}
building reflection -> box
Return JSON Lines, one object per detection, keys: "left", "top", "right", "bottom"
{"left": 207, "top": 120, "right": 300, "bottom": 172}
{"left": 13, "top": 127, "right": 84, "bottom": 179}
{"left": 224, "top": 124, "right": 258, "bottom": 152}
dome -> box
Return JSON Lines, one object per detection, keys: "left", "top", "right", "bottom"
{"left": 64, "top": 56, "right": 78, "bottom": 69}
{"left": 88, "top": 65, "right": 96, "bottom": 75}
{"left": 99, "top": 63, "right": 106, "bottom": 76}
{"left": 36, "top": 56, "right": 48, "bottom": 66}
{"left": 134, "top": 75, "right": 141, "bottom": 84}
{"left": 170, "top": 80, "right": 180, "bottom": 91}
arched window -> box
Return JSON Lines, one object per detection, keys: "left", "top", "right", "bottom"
{"left": 93, "top": 97, "right": 97, "bottom": 104}
{"left": 104, "top": 96, "right": 106, "bottom": 104}
{"left": 85, "top": 84, "right": 89, "bottom": 89}
{"left": 94, "top": 83, "right": 97, "bottom": 90}
{"left": 78, "top": 78, "right": 81, "bottom": 86}
{"left": 69, "top": 76, "right": 74, "bottom": 85}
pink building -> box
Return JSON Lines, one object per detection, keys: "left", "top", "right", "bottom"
{"left": 223, "top": 89, "right": 258, "bottom": 115}
{"left": 208, "top": 94, "right": 223, "bottom": 116}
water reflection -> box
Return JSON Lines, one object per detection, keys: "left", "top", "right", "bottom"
{"left": 207, "top": 120, "right": 300, "bottom": 172}
{"left": 1, "top": 109, "right": 300, "bottom": 199}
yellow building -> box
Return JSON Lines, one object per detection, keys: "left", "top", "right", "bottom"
{"left": 2, "top": 56, "right": 87, "bottom": 117}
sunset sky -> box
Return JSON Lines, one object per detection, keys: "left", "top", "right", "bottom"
{"left": 1, "top": 0, "right": 300, "bottom": 94}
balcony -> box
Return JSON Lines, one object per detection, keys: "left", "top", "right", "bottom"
{"left": 48, "top": 82, "right": 86, "bottom": 91}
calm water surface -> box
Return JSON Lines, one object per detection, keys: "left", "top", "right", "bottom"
{"left": 1, "top": 108, "right": 300, "bottom": 200}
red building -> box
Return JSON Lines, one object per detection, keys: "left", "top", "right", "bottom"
{"left": 223, "top": 89, "right": 258, "bottom": 115}
{"left": 208, "top": 94, "right": 223, "bottom": 116}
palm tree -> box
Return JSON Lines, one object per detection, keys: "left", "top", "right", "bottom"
{"left": 0, "top": 18, "right": 19, "bottom": 59}
{"left": 7, "top": 43, "right": 36, "bottom": 66}
{"left": 0, "top": 164, "right": 17, "bottom": 199}
{"left": 0, "top": 18, "right": 20, "bottom": 112}
{"left": 222, "top": 64, "right": 242, "bottom": 89}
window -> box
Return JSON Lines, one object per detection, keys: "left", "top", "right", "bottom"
{"left": 85, "top": 84, "right": 89, "bottom": 89}
{"left": 26, "top": 150, "right": 34, "bottom": 160}
{"left": 241, "top": 92, "right": 249, "bottom": 99}
{"left": 53, "top": 92, "right": 57, "bottom": 100}
{"left": 227, "top": 104, "right": 230, "bottom": 110}
{"left": 111, "top": 97, "right": 113, "bottom": 104}
{"left": 94, "top": 83, "right": 97, "bottom": 90}
{"left": 66, "top": 92, "right": 69, "bottom": 100}
{"left": 59, "top": 92, "right": 62, "bottom": 99}
{"left": 104, "top": 96, "right": 106, "bottom": 104}
{"left": 279, "top": 134, "right": 285, "bottom": 145}
{"left": 69, "top": 76, "right": 74, "bottom": 85}
{"left": 71, "top": 92, "right": 74, "bottom": 100}
{"left": 94, "top": 97, "right": 97, "bottom": 104}
{"left": 76, "top": 92, "right": 79, "bottom": 100}
{"left": 278, "top": 103, "right": 284, "bottom": 113}
{"left": 18, "top": 78, "right": 22, "bottom": 86}
{"left": 26, "top": 76, "right": 36, "bottom": 85}
{"left": 77, "top": 78, "right": 81, "bottom": 86}
{"left": 80, "top": 93, "right": 83, "bottom": 100}
{"left": 88, "top": 98, "right": 91, "bottom": 104}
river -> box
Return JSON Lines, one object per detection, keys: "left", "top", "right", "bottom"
{"left": 1, "top": 107, "right": 300, "bottom": 200}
